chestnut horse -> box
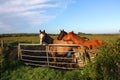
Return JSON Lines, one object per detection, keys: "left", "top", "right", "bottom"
{"left": 39, "top": 30, "right": 74, "bottom": 62}
{"left": 63, "top": 31, "right": 103, "bottom": 49}
{"left": 57, "top": 30, "right": 89, "bottom": 40}
{"left": 63, "top": 31, "right": 85, "bottom": 44}
{"left": 58, "top": 30, "right": 91, "bottom": 64}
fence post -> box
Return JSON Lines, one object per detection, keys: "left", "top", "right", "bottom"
{"left": 1, "top": 40, "right": 4, "bottom": 48}
{"left": 18, "top": 43, "right": 21, "bottom": 60}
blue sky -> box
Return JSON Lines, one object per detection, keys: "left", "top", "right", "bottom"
{"left": 0, "top": 0, "right": 120, "bottom": 34}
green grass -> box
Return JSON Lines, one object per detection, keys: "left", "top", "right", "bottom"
{"left": 0, "top": 34, "right": 120, "bottom": 80}
{"left": 1, "top": 66, "right": 63, "bottom": 80}
{"left": 81, "top": 34, "right": 119, "bottom": 42}
{"left": 0, "top": 36, "right": 39, "bottom": 44}
{"left": 0, "top": 34, "right": 119, "bottom": 44}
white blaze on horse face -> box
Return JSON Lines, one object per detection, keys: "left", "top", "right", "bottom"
{"left": 39, "top": 33, "right": 44, "bottom": 44}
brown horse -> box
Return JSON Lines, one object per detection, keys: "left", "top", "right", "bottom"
{"left": 39, "top": 30, "right": 74, "bottom": 62}
{"left": 63, "top": 31, "right": 85, "bottom": 45}
{"left": 57, "top": 30, "right": 89, "bottom": 41}
{"left": 57, "top": 30, "right": 90, "bottom": 64}
{"left": 61, "top": 31, "right": 91, "bottom": 64}
{"left": 63, "top": 31, "right": 103, "bottom": 49}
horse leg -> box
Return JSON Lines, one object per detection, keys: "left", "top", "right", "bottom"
{"left": 51, "top": 52, "right": 56, "bottom": 62}
{"left": 49, "top": 46, "right": 57, "bottom": 62}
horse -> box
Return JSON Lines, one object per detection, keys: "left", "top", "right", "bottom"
{"left": 63, "top": 31, "right": 85, "bottom": 45}
{"left": 39, "top": 30, "right": 74, "bottom": 62}
{"left": 57, "top": 30, "right": 91, "bottom": 65}
{"left": 63, "top": 31, "right": 103, "bottom": 49}
{"left": 60, "top": 31, "right": 91, "bottom": 64}
{"left": 57, "top": 30, "right": 89, "bottom": 41}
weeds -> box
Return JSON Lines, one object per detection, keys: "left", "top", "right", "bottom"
{"left": 0, "top": 36, "right": 120, "bottom": 80}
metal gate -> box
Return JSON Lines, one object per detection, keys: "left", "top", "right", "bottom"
{"left": 18, "top": 43, "right": 97, "bottom": 70}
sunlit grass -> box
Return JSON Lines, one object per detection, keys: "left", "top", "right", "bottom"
{"left": 0, "top": 34, "right": 119, "bottom": 44}
{"left": 0, "top": 36, "right": 39, "bottom": 44}
{"left": 0, "top": 34, "right": 120, "bottom": 80}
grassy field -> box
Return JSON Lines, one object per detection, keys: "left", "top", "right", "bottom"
{"left": 0, "top": 34, "right": 119, "bottom": 44}
{"left": 0, "top": 34, "right": 120, "bottom": 80}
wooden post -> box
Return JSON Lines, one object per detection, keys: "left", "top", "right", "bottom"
{"left": 0, "top": 40, "right": 3, "bottom": 57}
{"left": 18, "top": 43, "right": 21, "bottom": 60}
{"left": 1, "top": 40, "right": 4, "bottom": 48}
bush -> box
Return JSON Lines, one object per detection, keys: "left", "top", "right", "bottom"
{"left": 0, "top": 40, "right": 120, "bottom": 80}
{"left": 93, "top": 40, "right": 120, "bottom": 80}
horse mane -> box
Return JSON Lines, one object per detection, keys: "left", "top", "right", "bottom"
{"left": 44, "top": 33, "right": 54, "bottom": 44}
{"left": 69, "top": 31, "right": 85, "bottom": 41}
{"left": 63, "top": 30, "right": 67, "bottom": 34}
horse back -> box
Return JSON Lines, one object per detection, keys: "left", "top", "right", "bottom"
{"left": 53, "top": 40, "right": 73, "bottom": 44}
{"left": 71, "top": 34, "right": 85, "bottom": 44}
{"left": 83, "top": 39, "right": 104, "bottom": 49}
{"left": 52, "top": 40, "right": 73, "bottom": 55}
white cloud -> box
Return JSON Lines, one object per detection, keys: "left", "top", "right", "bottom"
{"left": 0, "top": 0, "right": 74, "bottom": 33}
{"left": 0, "top": 1, "right": 59, "bottom": 12}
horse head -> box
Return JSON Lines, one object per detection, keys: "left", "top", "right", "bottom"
{"left": 57, "top": 29, "right": 67, "bottom": 40}
{"left": 39, "top": 30, "right": 46, "bottom": 44}
{"left": 63, "top": 31, "right": 74, "bottom": 41}
{"left": 39, "top": 30, "right": 54, "bottom": 44}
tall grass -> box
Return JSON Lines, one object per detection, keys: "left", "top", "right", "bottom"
{"left": 0, "top": 35, "right": 120, "bottom": 80}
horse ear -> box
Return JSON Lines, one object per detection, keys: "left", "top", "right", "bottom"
{"left": 43, "top": 30, "right": 45, "bottom": 33}
{"left": 40, "top": 30, "right": 41, "bottom": 32}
